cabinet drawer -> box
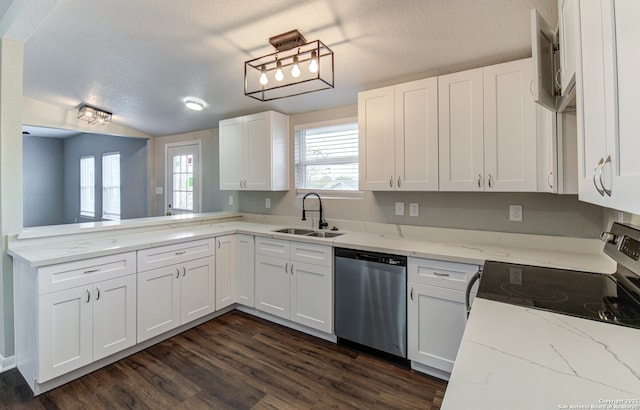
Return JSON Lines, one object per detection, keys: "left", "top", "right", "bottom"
{"left": 38, "top": 252, "right": 136, "bottom": 295}
{"left": 255, "top": 237, "right": 289, "bottom": 258}
{"left": 290, "top": 242, "right": 331, "bottom": 267}
{"left": 137, "top": 238, "right": 215, "bottom": 272}
{"left": 408, "top": 257, "right": 480, "bottom": 291}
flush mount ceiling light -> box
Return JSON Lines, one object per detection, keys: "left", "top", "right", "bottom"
{"left": 244, "top": 29, "right": 334, "bottom": 101}
{"left": 77, "top": 104, "right": 112, "bottom": 125}
{"left": 185, "top": 99, "right": 204, "bottom": 111}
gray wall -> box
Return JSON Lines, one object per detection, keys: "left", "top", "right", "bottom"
{"left": 237, "top": 104, "right": 606, "bottom": 238}
{"left": 63, "top": 133, "right": 148, "bottom": 223}
{"left": 23, "top": 136, "right": 65, "bottom": 227}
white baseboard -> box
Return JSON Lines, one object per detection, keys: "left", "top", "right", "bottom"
{"left": 0, "top": 353, "right": 16, "bottom": 372}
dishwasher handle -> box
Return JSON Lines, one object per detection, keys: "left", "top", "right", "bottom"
{"left": 465, "top": 268, "right": 482, "bottom": 318}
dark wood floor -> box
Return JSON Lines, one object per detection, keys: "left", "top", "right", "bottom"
{"left": 0, "top": 311, "right": 447, "bottom": 409}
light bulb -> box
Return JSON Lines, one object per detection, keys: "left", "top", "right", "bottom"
{"left": 259, "top": 65, "right": 268, "bottom": 86}
{"left": 275, "top": 60, "right": 284, "bottom": 81}
{"left": 291, "top": 55, "right": 301, "bottom": 78}
{"left": 309, "top": 51, "right": 318, "bottom": 73}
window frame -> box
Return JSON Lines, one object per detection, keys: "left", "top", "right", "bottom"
{"left": 79, "top": 155, "right": 95, "bottom": 218}
{"left": 101, "top": 151, "right": 121, "bottom": 221}
{"left": 294, "top": 117, "right": 362, "bottom": 198}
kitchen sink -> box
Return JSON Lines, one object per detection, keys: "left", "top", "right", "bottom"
{"left": 273, "top": 228, "right": 344, "bottom": 238}
{"left": 273, "top": 228, "right": 315, "bottom": 235}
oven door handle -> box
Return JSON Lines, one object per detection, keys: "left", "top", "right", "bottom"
{"left": 466, "top": 268, "right": 482, "bottom": 318}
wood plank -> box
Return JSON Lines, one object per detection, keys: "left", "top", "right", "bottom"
{"left": 1, "top": 310, "right": 447, "bottom": 409}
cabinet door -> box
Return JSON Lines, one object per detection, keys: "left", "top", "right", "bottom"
{"left": 219, "top": 116, "right": 245, "bottom": 190}
{"left": 215, "top": 236, "right": 235, "bottom": 310}
{"left": 438, "top": 68, "right": 484, "bottom": 191}
{"left": 255, "top": 254, "right": 290, "bottom": 319}
{"left": 290, "top": 261, "right": 332, "bottom": 333}
{"left": 536, "top": 105, "right": 558, "bottom": 193}
{"left": 358, "top": 86, "right": 395, "bottom": 190}
{"left": 483, "top": 59, "right": 537, "bottom": 191}
{"left": 39, "top": 286, "right": 93, "bottom": 382}
{"left": 559, "top": 0, "right": 577, "bottom": 95}
{"left": 137, "top": 266, "right": 181, "bottom": 342}
{"left": 576, "top": 0, "right": 617, "bottom": 207}
{"left": 180, "top": 257, "right": 216, "bottom": 324}
{"left": 92, "top": 275, "right": 137, "bottom": 361}
{"left": 236, "top": 234, "right": 255, "bottom": 307}
{"left": 611, "top": 0, "right": 640, "bottom": 215}
{"left": 245, "top": 112, "right": 271, "bottom": 191}
{"left": 407, "top": 282, "right": 467, "bottom": 373}
{"left": 395, "top": 78, "right": 439, "bottom": 191}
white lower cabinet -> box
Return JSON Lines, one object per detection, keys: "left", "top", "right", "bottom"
{"left": 407, "top": 257, "right": 480, "bottom": 376}
{"left": 255, "top": 237, "right": 332, "bottom": 334}
{"left": 14, "top": 252, "right": 138, "bottom": 386}
{"left": 137, "top": 239, "right": 215, "bottom": 342}
{"left": 235, "top": 234, "right": 255, "bottom": 307}
{"left": 215, "top": 235, "right": 236, "bottom": 310}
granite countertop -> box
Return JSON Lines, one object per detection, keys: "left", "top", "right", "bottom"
{"left": 442, "top": 298, "right": 640, "bottom": 409}
{"left": 8, "top": 214, "right": 616, "bottom": 273}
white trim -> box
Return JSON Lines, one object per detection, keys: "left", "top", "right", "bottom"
{"left": 293, "top": 116, "right": 357, "bottom": 131}
{"left": 164, "top": 140, "right": 202, "bottom": 215}
{"left": 295, "top": 188, "right": 364, "bottom": 200}
{"left": 0, "top": 353, "right": 16, "bottom": 372}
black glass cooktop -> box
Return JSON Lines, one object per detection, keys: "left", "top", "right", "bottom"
{"left": 477, "top": 260, "right": 640, "bottom": 329}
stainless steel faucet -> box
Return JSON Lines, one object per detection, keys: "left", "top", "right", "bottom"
{"left": 302, "top": 192, "right": 328, "bottom": 230}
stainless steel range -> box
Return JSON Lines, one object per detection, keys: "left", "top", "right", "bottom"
{"left": 472, "top": 222, "right": 640, "bottom": 329}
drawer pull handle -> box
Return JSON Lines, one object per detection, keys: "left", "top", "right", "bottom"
{"left": 175, "top": 251, "right": 186, "bottom": 255}
{"left": 433, "top": 272, "right": 450, "bottom": 277}
{"left": 85, "top": 289, "right": 91, "bottom": 303}
{"left": 95, "top": 287, "right": 101, "bottom": 301}
{"left": 84, "top": 268, "right": 99, "bottom": 274}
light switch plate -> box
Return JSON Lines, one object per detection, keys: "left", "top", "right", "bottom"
{"left": 409, "top": 203, "right": 419, "bottom": 217}
{"left": 155, "top": 186, "right": 163, "bottom": 195}
{"left": 228, "top": 195, "right": 234, "bottom": 206}
{"left": 265, "top": 198, "right": 271, "bottom": 209}
{"left": 509, "top": 205, "right": 523, "bottom": 221}
{"left": 395, "top": 202, "right": 405, "bottom": 216}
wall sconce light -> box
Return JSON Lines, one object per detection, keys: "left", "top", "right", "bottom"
{"left": 244, "top": 29, "right": 334, "bottom": 101}
{"left": 77, "top": 104, "right": 112, "bottom": 125}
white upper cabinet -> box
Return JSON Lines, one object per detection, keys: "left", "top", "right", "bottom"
{"left": 558, "top": 0, "right": 578, "bottom": 96}
{"left": 359, "top": 78, "right": 439, "bottom": 191}
{"left": 219, "top": 111, "right": 289, "bottom": 191}
{"left": 439, "top": 59, "right": 537, "bottom": 192}
{"left": 438, "top": 68, "right": 484, "bottom": 191}
{"left": 575, "top": 0, "right": 640, "bottom": 214}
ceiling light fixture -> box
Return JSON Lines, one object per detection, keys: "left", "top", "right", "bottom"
{"left": 185, "top": 99, "right": 204, "bottom": 111}
{"left": 244, "top": 29, "right": 334, "bottom": 101}
{"left": 77, "top": 104, "right": 112, "bottom": 125}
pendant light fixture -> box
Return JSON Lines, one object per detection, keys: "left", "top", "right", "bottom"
{"left": 244, "top": 29, "right": 334, "bottom": 101}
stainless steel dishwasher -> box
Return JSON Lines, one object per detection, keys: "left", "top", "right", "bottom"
{"left": 334, "top": 247, "right": 407, "bottom": 358}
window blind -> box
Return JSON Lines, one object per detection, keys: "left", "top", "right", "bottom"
{"left": 102, "top": 152, "right": 121, "bottom": 220}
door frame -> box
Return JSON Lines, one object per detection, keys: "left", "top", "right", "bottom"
{"left": 164, "top": 140, "right": 202, "bottom": 215}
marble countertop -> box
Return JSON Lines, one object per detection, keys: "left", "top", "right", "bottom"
{"left": 8, "top": 214, "right": 615, "bottom": 274}
{"left": 442, "top": 298, "right": 640, "bottom": 409}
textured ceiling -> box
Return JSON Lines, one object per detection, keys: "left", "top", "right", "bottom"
{"left": 20, "top": 0, "right": 557, "bottom": 137}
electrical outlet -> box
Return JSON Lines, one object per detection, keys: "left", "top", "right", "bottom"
{"left": 395, "top": 202, "right": 405, "bottom": 216}
{"left": 409, "top": 203, "right": 419, "bottom": 217}
{"left": 228, "top": 195, "right": 233, "bottom": 206}
{"left": 265, "top": 198, "right": 271, "bottom": 209}
{"left": 509, "top": 205, "right": 523, "bottom": 222}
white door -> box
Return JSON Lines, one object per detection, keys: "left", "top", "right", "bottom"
{"left": 483, "top": 59, "right": 537, "bottom": 192}
{"left": 166, "top": 142, "right": 201, "bottom": 215}
{"left": 180, "top": 257, "right": 215, "bottom": 324}
{"left": 235, "top": 234, "right": 255, "bottom": 308}
{"left": 219, "top": 117, "right": 245, "bottom": 190}
{"left": 290, "top": 261, "right": 332, "bottom": 333}
{"left": 215, "top": 235, "right": 235, "bottom": 310}
{"left": 92, "top": 275, "right": 137, "bottom": 361}
{"left": 438, "top": 68, "right": 484, "bottom": 191}
{"left": 255, "top": 254, "right": 290, "bottom": 319}
{"left": 358, "top": 86, "right": 395, "bottom": 190}
{"left": 39, "top": 286, "right": 93, "bottom": 382}
{"left": 395, "top": 78, "right": 439, "bottom": 191}
{"left": 245, "top": 112, "right": 271, "bottom": 190}
{"left": 137, "top": 266, "right": 181, "bottom": 342}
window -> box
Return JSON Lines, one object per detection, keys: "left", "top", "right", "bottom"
{"left": 80, "top": 156, "right": 95, "bottom": 217}
{"left": 102, "top": 152, "right": 121, "bottom": 220}
{"left": 295, "top": 120, "right": 359, "bottom": 191}
{"left": 171, "top": 153, "right": 195, "bottom": 211}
